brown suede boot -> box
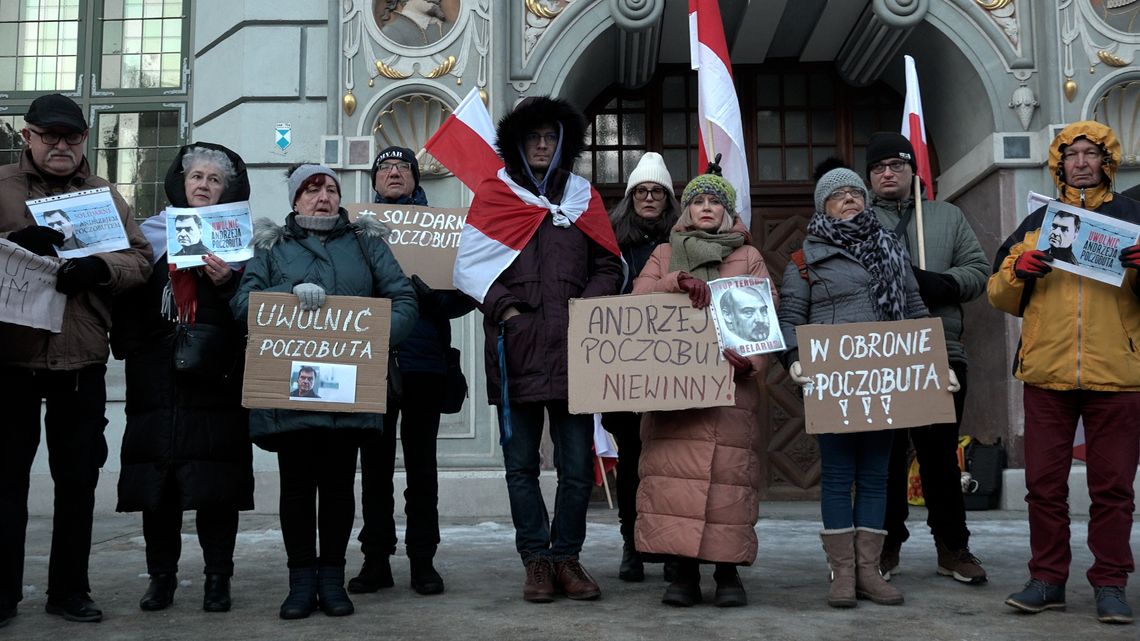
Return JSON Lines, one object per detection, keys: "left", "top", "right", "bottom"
{"left": 854, "top": 528, "right": 904, "bottom": 606}
{"left": 820, "top": 528, "right": 857, "bottom": 608}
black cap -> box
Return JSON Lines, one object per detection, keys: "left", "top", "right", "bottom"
{"left": 865, "top": 132, "right": 916, "bottom": 174}
{"left": 371, "top": 145, "right": 420, "bottom": 189}
{"left": 24, "top": 93, "right": 88, "bottom": 132}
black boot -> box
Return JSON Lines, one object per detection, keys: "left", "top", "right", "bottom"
{"left": 202, "top": 574, "right": 231, "bottom": 612}
{"left": 317, "top": 565, "right": 354, "bottom": 616}
{"left": 347, "top": 555, "right": 394, "bottom": 593}
{"left": 619, "top": 541, "right": 645, "bottom": 582}
{"left": 139, "top": 573, "right": 177, "bottom": 611}
{"left": 713, "top": 563, "right": 747, "bottom": 607}
{"left": 279, "top": 567, "right": 318, "bottom": 620}
{"left": 662, "top": 560, "right": 702, "bottom": 607}
{"left": 409, "top": 557, "right": 445, "bottom": 595}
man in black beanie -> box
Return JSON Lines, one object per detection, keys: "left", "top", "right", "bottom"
{"left": 865, "top": 131, "right": 991, "bottom": 586}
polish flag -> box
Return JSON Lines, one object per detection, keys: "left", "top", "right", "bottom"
{"left": 423, "top": 88, "right": 503, "bottom": 192}
{"left": 689, "top": 0, "right": 751, "bottom": 227}
{"left": 901, "top": 55, "right": 935, "bottom": 200}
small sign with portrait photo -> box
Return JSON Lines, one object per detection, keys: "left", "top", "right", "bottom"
{"left": 1031, "top": 198, "right": 1140, "bottom": 287}
{"left": 707, "top": 276, "right": 785, "bottom": 356}
{"left": 166, "top": 201, "right": 254, "bottom": 269}
{"left": 26, "top": 187, "right": 129, "bottom": 259}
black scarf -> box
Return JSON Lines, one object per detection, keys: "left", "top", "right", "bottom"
{"left": 807, "top": 209, "right": 909, "bottom": 321}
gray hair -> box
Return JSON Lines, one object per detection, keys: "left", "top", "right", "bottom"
{"left": 182, "top": 146, "right": 236, "bottom": 188}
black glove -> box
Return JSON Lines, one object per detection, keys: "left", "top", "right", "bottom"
{"left": 7, "top": 225, "right": 64, "bottom": 256}
{"left": 56, "top": 257, "right": 111, "bottom": 295}
{"left": 911, "top": 265, "right": 960, "bottom": 307}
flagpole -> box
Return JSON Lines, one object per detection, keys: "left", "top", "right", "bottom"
{"left": 914, "top": 175, "right": 926, "bottom": 269}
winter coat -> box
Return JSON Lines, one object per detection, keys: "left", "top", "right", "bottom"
{"left": 989, "top": 121, "right": 1140, "bottom": 391}
{"left": 631, "top": 238, "right": 775, "bottom": 564}
{"left": 871, "top": 196, "right": 988, "bottom": 365}
{"left": 231, "top": 211, "right": 418, "bottom": 448}
{"left": 0, "top": 152, "right": 152, "bottom": 370}
{"left": 112, "top": 143, "right": 254, "bottom": 512}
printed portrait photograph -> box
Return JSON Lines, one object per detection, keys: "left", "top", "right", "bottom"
{"left": 288, "top": 361, "right": 358, "bottom": 404}
{"left": 373, "top": 0, "right": 461, "bottom": 47}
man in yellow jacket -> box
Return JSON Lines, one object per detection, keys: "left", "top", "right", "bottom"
{"left": 989, "top": 121, "right": 1140, "bottom": 625}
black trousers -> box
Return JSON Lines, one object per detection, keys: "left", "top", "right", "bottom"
{"left": 358, "top": 372, "right": 443, "bottom": 560}
{"left": 142, "top": 492, "right": 239, "bottom": 577}
{"left": 884, "top": 362, "right": 971, "bottom": 551}
{"left": 0, "top": 365, "right": 109, "bottom": 608}
{"left": 601, "top": 412, "right": 642, "bottom": 543}
{"left": 277, "top": 430, "right": 360, "bottom": 569}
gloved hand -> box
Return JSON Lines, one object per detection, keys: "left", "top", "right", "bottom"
{"left": 788, "top": 361, "right": 812, "bottom": 386}
{"left": 8, "top": 225, "right": 64, "bottom": 256}
{"left": 723, "top": 348, "right": 753, "bottom": 381}
{"left": 1120, "top": 244, "right": 1140, "bottom": 270}
{"left": 1013, "top": 249, "right": 1052, "bottom": 280}
{"left": 293, "top": 283, "right": 326, "bottom": 310}
{"left": 55, "top": 257, "right": 111, "bottom": 295}
{"left": 912, "top": 266, "right": 960, "bottom": 307}
{"left": 677, "top": 273, "right": 711, "bottom": 309}
{"left": 947, "top": 368, "right": 961, "bottom": 393}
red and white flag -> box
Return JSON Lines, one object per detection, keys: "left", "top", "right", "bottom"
{"left": 689, "top": 0, "right": 750, "bottom": 227}
{"left": 423, "top": 88, "right": 503, "bottom": 192}
{"left": 901, "top": 55, "right": 935, "bottom": 200}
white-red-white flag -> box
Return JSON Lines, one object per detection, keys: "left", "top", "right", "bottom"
{"left": 901, "top": 55, "right": 935, "bottom": 200}
{"left": 424, "top": 88, "right": 503, "bottom": 192}
{"left": 689, "top": 0, "right": 750, "bottom": 227}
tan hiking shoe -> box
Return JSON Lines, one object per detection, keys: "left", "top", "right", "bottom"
{"left": 936, "top": 540, "right": 988, "bottom": 585}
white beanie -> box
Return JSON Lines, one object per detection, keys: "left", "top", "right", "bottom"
{"left": 625, "top": 152, "right": 674, "bottom": 196}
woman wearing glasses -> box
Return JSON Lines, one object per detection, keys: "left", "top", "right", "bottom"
{"left": 776, "top": 167, "right": 941, "bottom": 609}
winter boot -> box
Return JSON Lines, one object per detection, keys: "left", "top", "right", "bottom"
{"left": 619, "top": 541, "right": 645, "bottom": 582}
{"left": 347, "top": 555, "right": 394, "bottom": 593}
{"left": 202, "top": 574, "right": 232, "bottom": 612}
{"left": 279, "top": 566, "right": 318, "bottom": 620}
{"left": 409, "top": 556, "right": 445, "bottom": 595}
{"left": 139, "top": 573, "right": 177, "bottom": 611}
{"left": 662, "top": 559, "right": 702, "bottom": 607}
{"left": 316, "top": 565, "right": 355, "bottom": 616}
{"left": 712, "top": 563, "right": 747, "bottom": 607}
{"left": 820, "top": 528, "right": 857, "bottom": 608}
{"left": 854, "top": 528, "right": 904, "bottom": 606}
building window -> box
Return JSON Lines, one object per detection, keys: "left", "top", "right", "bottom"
{"left": 0, "top": 115, "right": 27, "bottom": 166}
{"left": 576, "top": 95, "right": 649, "bottom": 185}
{"left": 0, "top": 0, "right": 83, "bottom": 93}
{"left": 94, "top": 107, "right": 182, "bottom": 217}
{"left": 99, "top": 0, "right": 185, "bottom": 91}
{"left": 754, "top": 70, "right": 840, "bottom": 183}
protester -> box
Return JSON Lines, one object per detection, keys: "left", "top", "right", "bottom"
{"left": 350, "top": 146, "right": 474, "bottom": 596}
{"left": 0, "top": 93, "right": 152, "bottom": 625}
{"left": 111, "top": 143, "right": 253, "bottom": 614}
{"left": 601, "top": 151, "right": 680, "bottom": 583}
{"left": 864, "top": 132, "right": 990, "bottom": 585}
{"left": 778, "top": 167, "right": 943, "bottom": 609}
{"left": 231, "top": 164, "right": 417, "bottom": 619}
{"left": 455, "top": 96, "right": 622, "bottom": 603}
{"left": 991, "top": 121, "right": 1140, "bottom": 625}
{"left": 631, "top": 162, "right": 773, "bottom": 608}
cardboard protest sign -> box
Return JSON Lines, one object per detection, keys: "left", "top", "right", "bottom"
{"left": 345, "top": 203, "right": 466, "bottom": 289}
{"left": 0, "top": 239, "right": 66, "bottom": 332}
{"left": 795, "top": 318, "right": 955, "bottom": 434}
{"left": 167, "top": 202, "right": 254, "bottom": 268}
{"left": 708, "top": 276, "right": 785, "bottom": 356}
{"left": 1032, "top": 198, "right": 1140, "bottom": 287}
{"left": 567, "top": 292, "right": 734, "bottom": 414}
{"left": 243, "top": 292, "right": 390, "bottom": 414}
{"left": 27, "top": 187, "right": 129, "bottom": 259}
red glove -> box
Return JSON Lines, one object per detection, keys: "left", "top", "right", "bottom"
{"left": 723, "top": 348, "right": 754, "bottom": 381}
{"left": 677, "top": 273, "right": 711, "bottom": 309}
{"left": 1013, "top": 249, "right": 1052, "bottom": 280}
{"left": 1121, "top": 244, "right": 1140, "bottom": 270}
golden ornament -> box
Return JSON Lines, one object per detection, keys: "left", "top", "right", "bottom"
{"left": 343, "top": 90, "right": 357, "bottom": 117}
{"left": 1063, "top": 77, "right": 1077, "bottom": 102}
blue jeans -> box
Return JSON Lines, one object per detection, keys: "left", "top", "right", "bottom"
{"left": 818, "top": 430, "right": 894, "bottom": 530}
{"left": 499, "top": 401, "right": 594, "bottom": 563}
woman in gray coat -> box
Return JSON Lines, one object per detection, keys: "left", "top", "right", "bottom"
{"left": 231, "top": 164, "right": 417, "bottom": 620}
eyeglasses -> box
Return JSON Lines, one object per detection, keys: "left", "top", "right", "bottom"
{"left": 826, "top": 188, "right": 865, "bottom": 202}
{"left": 869, "top": 159, "right": 909, "bottom": 175}
{"left": 26, "top": 128, "right": 84, "bottom": 146}
{"left": 378, "top": 161, "right": 412, "bottom": 174}
{"left": 633, "top": 186, "right": 667, "bottom": 200}
{"left": 524, "top": 132, "right": 559, "bottom": 146}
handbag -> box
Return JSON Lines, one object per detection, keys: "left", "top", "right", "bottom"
{"left": 173, "top": 322, "right": 235, "bottom": 376}
{"left": 440, "top": 346, "right": 468, "bottom": 414}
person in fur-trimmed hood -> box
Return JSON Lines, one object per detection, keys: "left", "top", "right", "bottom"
{"left": 459, "top": 96, "right": 622, "bottom": 603}
{"left": 230, "top": 163, "right": 417, "bottom": 621}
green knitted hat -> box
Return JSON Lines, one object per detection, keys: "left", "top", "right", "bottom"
{"left": 681, "top": 173, "right": 736, "bottom": 212}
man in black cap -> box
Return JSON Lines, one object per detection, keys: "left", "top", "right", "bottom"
{"left": 0, "top": 93, "right": 151, "bottom": 626}
{"left": 865, "top": 132, "right": 991, "bottom": 587}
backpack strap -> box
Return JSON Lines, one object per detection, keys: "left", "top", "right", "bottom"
{"left": 790, "top": 248, "right": 810, "bottom": 285}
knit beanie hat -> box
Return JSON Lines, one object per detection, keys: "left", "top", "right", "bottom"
{"left": 625, "top": 152, "right": 674, "bottom": 196}
{"left": 288, "top": 164, "right": 341, "bottom": 207}
{"left": 814, "top": 168, "right": 868, "bottom": 213}
{"left": 681, "top": 173, "right": 736, "bottom": 212}
{"left": 371, "top": 145, "right": 421, "bottom": 188}
{"left": 865, "top": 132, "right": 916, "bottom": 174}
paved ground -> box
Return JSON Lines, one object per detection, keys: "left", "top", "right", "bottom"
{"left": 5, "top": 502, "right": 1138, "bottom": 640}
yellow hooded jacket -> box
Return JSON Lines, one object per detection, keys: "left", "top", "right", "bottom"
{"left": 987, "top": 121, "right": 1140, "bottom": 391}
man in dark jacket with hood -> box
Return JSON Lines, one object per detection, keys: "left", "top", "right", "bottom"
{"left": 457, "top": 97, "right": 621, "bottom": 603}
{"left": 349, "top": 146, "right": 474, "bottom": 597}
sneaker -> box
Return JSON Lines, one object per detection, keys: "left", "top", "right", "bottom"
{"left": 523, "top": 558, "right": 555, "bottom": 603}
{"left": 879, "top": 541, "right": 901, "bottom": 581}
{"left": 936, "top": 540, "right": 987, "bottom": 584}
{"left": 44, "top": 593, "right": 103, "bottom": 623}
{"left": 553, "top": 559, "right": 601, "bottom": 600}
{"left": 1005, "top": 579, "right": 1066, "bottom": 613}
{"left": 1095, "top": 585, "right": 1133, "bottom": 624}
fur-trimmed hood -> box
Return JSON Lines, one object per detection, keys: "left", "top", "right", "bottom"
{"left": 252, "top": 210, "right": 391, "bottom": 250}
{"left": 495, "top": 96, "right": 586, "bottom": 177}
